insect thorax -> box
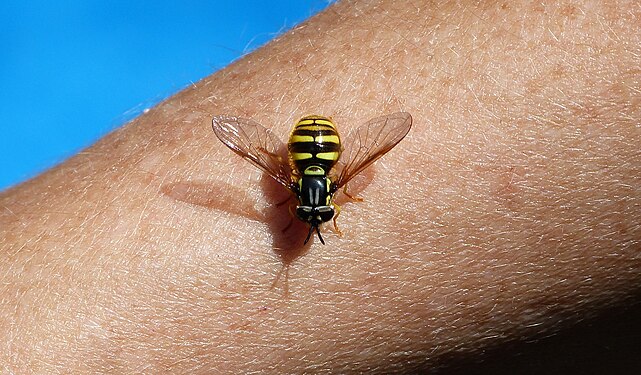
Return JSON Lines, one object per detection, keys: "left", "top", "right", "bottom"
{"left": 297, "top": 173, "right": 333, "bottom": 207}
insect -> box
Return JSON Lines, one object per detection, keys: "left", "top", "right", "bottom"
{"left": 212, "top": 112, "right": 412, "bottom": 245}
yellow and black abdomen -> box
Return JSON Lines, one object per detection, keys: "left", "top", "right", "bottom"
{"left": 288, "top": 116, "right": 341, "bottom": 175}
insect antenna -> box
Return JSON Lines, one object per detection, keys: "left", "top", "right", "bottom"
{"left": 315, "top": 226, "right": 325, "bottom": 245}
{"left": 304, "top": 225, "right": 315, "bottom": 245}
{"left": 304, "top": 224, "right": 326, "bottom": 245}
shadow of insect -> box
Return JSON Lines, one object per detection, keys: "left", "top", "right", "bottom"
{"left": 160, "top": 169, "right": 372, "bottom": 293}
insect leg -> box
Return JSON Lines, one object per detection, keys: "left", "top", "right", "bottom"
{"left": 281, "top": 203, "right": 297, "bottom": 233}
{"left": 257, "top": 146, "right": 284, "bottom": 163}
{"left": 276, "top": 194, "right": 293, "bottom": 207}
{"left": 342, "top": 185, "right": 364, "bottom": 202}
{"left": 332, "top": 203, "right": 343, "bottom": 237}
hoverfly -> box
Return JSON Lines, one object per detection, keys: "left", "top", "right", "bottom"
{"left": 212, "top": 112, "right": 412, "bottom": 245}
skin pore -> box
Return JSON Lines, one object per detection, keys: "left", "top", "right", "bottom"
{"left": 1, "top": 0, "right": 640, "bottom": 373}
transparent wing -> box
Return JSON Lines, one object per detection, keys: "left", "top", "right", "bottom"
{"left": 334, "top": 112, "right": 412, "bottom": 188}
{"left": 212, "top": 115, "right": 293, "bottom": 190}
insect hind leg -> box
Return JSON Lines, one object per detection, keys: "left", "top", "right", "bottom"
{"left": 276, "top": 194, "right": 293, "bottom": 207}
{"left": 281, "top": 202, "right": 297, "bottom": 233}
{"left": 331, "top": 203, "right": 343, "bottom": 237}
{"left": 343, "top": 185, "right": 364, "bottom": 202}
{"left": 257, "top": 146, "right": 284, "bottom": 163}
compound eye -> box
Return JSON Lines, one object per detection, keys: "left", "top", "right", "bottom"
{"left": 296, "top": 206, "right": 313, "bottom": 221}
{"left": 317, "top": 206, "right": 335, "bottom": 222}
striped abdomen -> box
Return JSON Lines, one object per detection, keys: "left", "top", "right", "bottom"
{"left": 288, "top": 115, "right": 342, "bottom": 175}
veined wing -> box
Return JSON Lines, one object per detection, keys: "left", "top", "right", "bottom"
{"left": 334, "top": 112, "right": 412, "bottom": 188}
{"left": 212, "top": 115, "right": 293, "bottom": 190}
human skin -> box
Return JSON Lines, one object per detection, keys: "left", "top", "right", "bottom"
{"left": 1, "top": 0, "right": 640, "bottom": 373}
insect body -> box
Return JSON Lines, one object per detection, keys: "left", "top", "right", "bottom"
{"left": 212, "top": 112, "right": 412, "bottom": 245}
{"left": 288, "top": 116, "right": 342, "bottom": 243}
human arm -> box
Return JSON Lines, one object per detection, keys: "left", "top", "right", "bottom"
{"left": 1, "top": 0, "right": 640, "bottom": 373}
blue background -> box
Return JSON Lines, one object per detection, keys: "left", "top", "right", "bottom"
{"left": 0, "top": 1, "right": 331, "bottom": 191}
